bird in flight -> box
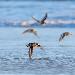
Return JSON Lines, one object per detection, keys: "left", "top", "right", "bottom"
{"left": 22, "top": 28, "right": 38, "bottom": 37}
{"left": 26, "top": 42, "right": 44, "bottom": 59}
{"left": 59, "top": 32, "right": 72, "bottom": 42}
{"left": 32, "top": 13, "right": 47, "bottom": 25}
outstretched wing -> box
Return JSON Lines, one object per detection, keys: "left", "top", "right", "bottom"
{"left": 41, "top": 13, "right": 47, "bottom": 22}
{"left": 32, "top": 16, "right": 40, "bottom": 23}
{"left": 59, "top": 33, "right": 65, "bottom": 42}
{"left": 28, "top": 47, "right": 33, "bottom": 59}
{"left": 22, "top": 29, "right": 30, "bottom": 34}
{"left": 33, "top": 31, "right": 38, "bottom": 37}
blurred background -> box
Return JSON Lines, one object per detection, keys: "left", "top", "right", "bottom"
{"left": 0, "top": 0, "right": 75, "bottom": 27}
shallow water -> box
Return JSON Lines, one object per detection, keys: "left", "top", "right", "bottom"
{"left": 0, "top": 28, "right": 75, "bottom": 75}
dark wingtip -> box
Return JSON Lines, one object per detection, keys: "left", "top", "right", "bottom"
{"left": 45, "top": 12, "right": 48, "bottom": 16}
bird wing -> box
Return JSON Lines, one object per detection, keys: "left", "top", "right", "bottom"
{"left": 59, "top": 33, "right": 65, "bottom": 41}
{"left": 33, "top": 31, "right": 38, "bottom": 36}
{"left": 22, "top": 29, "right": 30, "bottom": 34}
{"left": 28, "top": 47, "right": 33, "bottom": 59}
{"left": 41, "top": 13, "right": 47, "bottom": 22}
{"left": 32, "top": 16, "right": 40, "bottom": 23}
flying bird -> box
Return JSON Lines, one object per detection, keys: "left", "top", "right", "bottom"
{"left": 22, "top": 28, "right": 38, "bottom": 37}
{"left": 26, "top": 42, "right": 44, "bottom": 59}
{"left": 32, "top": 13, "right": 47, "bottom": 25}
{"left": 59, "top": 32, "right": 72, "bottom": 42}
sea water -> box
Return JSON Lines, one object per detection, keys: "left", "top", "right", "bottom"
{"left": 0, "top": 28, "right": 75, "bottom": 75}
{"left": 0, "top": 1, "right": 75, "bottom": 75}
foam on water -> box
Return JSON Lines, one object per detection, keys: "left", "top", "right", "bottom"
{"left": 0, "top": 19, "right": 75, "bottom": 28}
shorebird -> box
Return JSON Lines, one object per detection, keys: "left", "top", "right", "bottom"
{"left": 26, "top": 42, "right": 44, "bottom": 59}
{"left": 32, "top": 13, "right": 47, "bottom": 25}
{"left": 22, "top": 28, "right": 38, "bottom": 37}
{"left": 59, "top": 32, "right": 72, "bottom": 42}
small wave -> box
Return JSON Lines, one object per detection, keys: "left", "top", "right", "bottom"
{"left": 0, "top": 56, "right": 75, "bottom": 67}
{"left": 0, "top": 19, "right": 75, "bottom": 28}
{"left": 0, "top": 56, "right": 75, "bottom": 74}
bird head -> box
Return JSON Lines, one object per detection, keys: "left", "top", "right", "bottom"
{"left": 36, "top": 43, "right": 44, "bottom": 50}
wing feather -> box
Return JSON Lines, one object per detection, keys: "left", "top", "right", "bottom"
{"left": 32, "top": 16, "right": 40, "bottom": 23}
{"left": 41, "top": 13, "right": 47, "bottom": 22}
{"left": 59, "top": 34, "right": 65, "bottom": 41}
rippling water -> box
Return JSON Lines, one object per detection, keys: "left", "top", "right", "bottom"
{"left": 0, "top": 1, "right": 75, "bottom": 75}
{"left": 0, "top": 28, "right": 75, "bottom": 75}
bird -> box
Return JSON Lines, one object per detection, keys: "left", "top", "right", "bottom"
{"left": 22, "top": 28, "right": 38, "bottom": 37}
{"left": 26, "top": 42, "right": 44, "bottom": 59}
{"left": 59, "top": 32, "right": 72, "bottom": 42}
{"left": 32, "top": 13, "right": 47, "bottom": 25}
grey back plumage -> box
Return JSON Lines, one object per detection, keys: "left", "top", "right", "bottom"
{"left": 40, "top": 13, "right": 47, "bottom": 23}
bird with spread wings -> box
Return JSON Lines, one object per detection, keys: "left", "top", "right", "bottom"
{"left": 26, "top": 42, "right": 44, "bottom": 59}
{"left": 59, "top": 32, "right": 72, "bottom": 42}
{"left": 22, "top": 28, "right": 38, "bottom": 37}
{"left": 32, "top": 13, "right": 47, "bottom": 25}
